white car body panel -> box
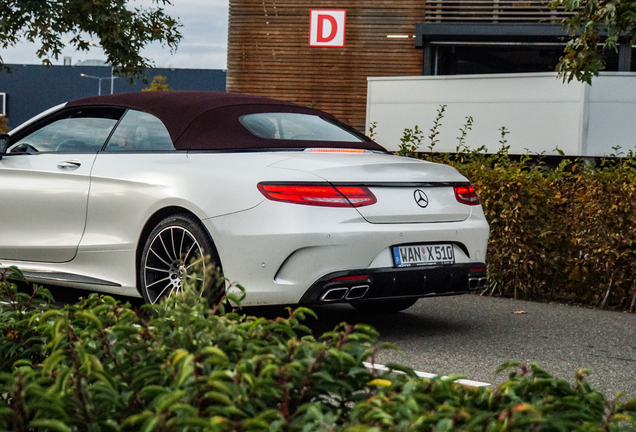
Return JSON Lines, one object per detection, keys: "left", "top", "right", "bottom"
{"left": 357, "top": 187, "right": 471, "bottom": 223}
{"left": 0, "top": 153, "right": 96, "bottom": 262}
{"left": 269, "top": 152, "right": 466, "bottom": 182}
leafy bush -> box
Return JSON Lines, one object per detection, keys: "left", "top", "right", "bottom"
{"left": 387, "top": 108, "right": 636, "bottom": 311}
{"left": 445, "top": 151, "right": 636, "bottom": 311}
{"left": 0, "top": 268, "right": 635, "bottom": 431}
{"left": 457, "top": 151, "right": 568, "bottom": 302}
{"left": 0, "top": 267, "right": 393, "bottom": 431}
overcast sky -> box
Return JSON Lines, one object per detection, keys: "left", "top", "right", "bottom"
{"left": 0, "top": 0, "right": 229, "bottom": 70}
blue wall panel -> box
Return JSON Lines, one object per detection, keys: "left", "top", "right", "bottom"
{"left": 0, "top": 65, "right": 226, "bottom": 129}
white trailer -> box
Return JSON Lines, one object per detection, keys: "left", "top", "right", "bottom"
{"left": 366, "top": 72, "right": 636, "bottom": 157}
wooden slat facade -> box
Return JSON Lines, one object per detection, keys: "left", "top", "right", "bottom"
{"left": 227, "top": 1, "right": 567, "bottom": 131}
{"left": 227, "top": 1, "right": 427, "bottom": 131}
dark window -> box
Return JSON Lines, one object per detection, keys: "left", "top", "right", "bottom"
{"left": 240, "top": 113, "right": 364, "bottom": 142}
{"left": 430, "top": 44, "right": 621, "bottom": 76}
{"left": 105, "top": 110, "right": 174, "bottom": 152}
{"left": 8, "top": 107, "right": 124, "bottom": 154}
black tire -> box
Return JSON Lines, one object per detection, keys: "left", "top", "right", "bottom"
{"left": 351, "top": 298, "right": 418, "bottom": 314}
{"left": 139, "top": 213, "right": 223, "bottom": 305}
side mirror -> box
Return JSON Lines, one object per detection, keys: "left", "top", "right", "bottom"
{"left": 0, "top": 134, "right": 8, "bottom": 160}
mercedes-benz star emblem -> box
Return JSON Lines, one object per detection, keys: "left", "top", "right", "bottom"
{"left": 414, "top": 189, "right": 429, "bottom": 208}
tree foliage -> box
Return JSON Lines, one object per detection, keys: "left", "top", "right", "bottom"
{"left": 0, "top": 0, "right": 182, "bottom": 80}
{"left": 551, "top": 0, "right": 636, "bottom": 83}
{"left": 0, "top": 115, "right": 9, "bottom": 133}
{"left": 143, "top": 75, "right": 171, "bottom": 91}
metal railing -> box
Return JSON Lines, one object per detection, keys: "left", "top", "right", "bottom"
{"left": 424, "top": 0, "right": 570, "bottom": 23}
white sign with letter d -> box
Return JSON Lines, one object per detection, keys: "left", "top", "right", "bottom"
{"left": 309, "top": 9, "right": 346, "bottom": 47}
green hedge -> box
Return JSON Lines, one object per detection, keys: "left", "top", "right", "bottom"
{"left": 389, "top": 105, "right": 636, "bottom": 311}
{"left": 1, "top": 269, "right": 636, "bottom": 431}
{"left": 418, "top": 149, "right": 636, "bottom": 311}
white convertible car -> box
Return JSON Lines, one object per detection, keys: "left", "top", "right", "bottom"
{"left": 0, "top": 91, "right": 489, "bottom": 313}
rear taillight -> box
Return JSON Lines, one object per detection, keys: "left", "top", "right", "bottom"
{"left": 470, "top": 266, "right": 486, "bottom": 274}
{"left": 454, "top": 185, "right": 480, "bottom": 206}
{"left": 332, "top": 274, "right": 370, "bottom": 282}
{"left": 258, "top": 183, "right": 377, "bottom": 207}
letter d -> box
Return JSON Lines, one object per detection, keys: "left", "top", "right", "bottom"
{"left": 317, "top": 14, "right": 338, "bottom": 43}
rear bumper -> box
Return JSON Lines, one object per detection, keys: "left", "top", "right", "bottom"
{"left": 299, "top": 263, "right": 487, "bottom": 304}
{"left": 205, "top": 198, "right": 489, "bottom": 306}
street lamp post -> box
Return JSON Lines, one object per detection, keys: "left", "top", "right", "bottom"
{"left": 80, "top": 42, "right": 119, "bottom": 96}
{"left": 80, "top": 73, "right": 119, "bottom": 96}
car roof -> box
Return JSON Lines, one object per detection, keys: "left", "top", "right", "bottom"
{"left": 66, "top": 91, "right": 386, "bottom": 152}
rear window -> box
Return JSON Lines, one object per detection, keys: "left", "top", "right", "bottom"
{"left": 239, "top": 113, "right": 365, "bottom": 142}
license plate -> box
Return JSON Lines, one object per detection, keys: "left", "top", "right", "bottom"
{"left": 392, "top": 244, "right": 455, "bottom": 267}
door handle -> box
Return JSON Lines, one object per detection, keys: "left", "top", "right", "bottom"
{"left": 57, "top": 160, "right": 81, "bottom": 170}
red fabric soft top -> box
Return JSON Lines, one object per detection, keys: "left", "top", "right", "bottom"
{"left": 67, "top": 91, "right": 386, "bottom": 152}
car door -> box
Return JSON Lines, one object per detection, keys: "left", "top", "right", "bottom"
{"left": 83, "top": 109, "right": 181, "bottom": 252}
{"left": 0, "top": 107, "right": 123, "bottom": 263}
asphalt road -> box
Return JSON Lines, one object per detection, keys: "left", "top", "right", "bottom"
{"left": 293, "top": 294, "right": 636, "bottom": 401}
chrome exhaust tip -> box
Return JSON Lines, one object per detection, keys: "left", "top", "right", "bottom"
{"left": 320, "top": 287, "right": 349, "bottom": 302}
{"left": 468, "top": 276, "right": 487, "bottom": 290}
{"left": 346, "top": 285, "right": 369, "bottom": 300}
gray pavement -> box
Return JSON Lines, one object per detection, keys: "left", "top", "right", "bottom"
{"left": 302, "top": 294, "right": 636, "bottom": 400}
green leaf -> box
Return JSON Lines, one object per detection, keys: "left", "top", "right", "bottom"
{"left": 139, "top": 385, "right": 169, "bottom": 400}
{"left": 84, "top": 354, "right": 104, "bottom": 374}
{"left": 42, "top": 349, "right": 66, "bottom": 374}
{"left": 12, "top": 359, "right": 34, "bottom": 368}
{"left": 156, "top": 390, "right": 187, "bottom": 413}
{"left": 7, "top": 266, "right": 27, "bottom": 282}
{"left": 171, "top": 349, "right": 190, "bottom": 367}
{"left": 201, "top": 346, "right": 228, "bottom": 361}
{"left": 141, "top": 415, "right": 162, "bottom": 432}
{"left": 293, "top": 307, "right": 318, "bottom": 320}
{"left": 203, "top": 391, "right": 233, "bottom": 406}
{"left": 225, "top": 293, "right": 242, "bottom": 304}
{"left": 28, "top": 419, "right": 71, "bottom": 432}
{"left": 496, "top": 361, "right": 521, "bottom": 375}
{"left": 383, "top": 363, "right": 418, "bottom": 378}
{"left": 174, "top": 354, "right": 195, "bottom": 388}
{"left": 441, "top": 373, "right": 466, "bottom": 383}
{"left": 122, "top": 410, "right": 154, "bottom": 427}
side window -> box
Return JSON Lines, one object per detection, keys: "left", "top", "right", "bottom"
{"left": 8, "top": 108, "right": 123, "bottom": 154}
{"left": 105, "top": 110, "right": 174, "bottom": 152}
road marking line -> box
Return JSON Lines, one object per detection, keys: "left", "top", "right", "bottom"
{"left": 363, "top": 361, "right": 491, "bottom": 387}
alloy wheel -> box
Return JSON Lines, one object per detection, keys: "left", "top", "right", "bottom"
{"left": 143, "top": 226, "right": 205, "bottom": 304}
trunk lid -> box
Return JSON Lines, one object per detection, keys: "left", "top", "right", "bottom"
{"left": 269, "top": 152, "right": 473, "bottom": 223}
